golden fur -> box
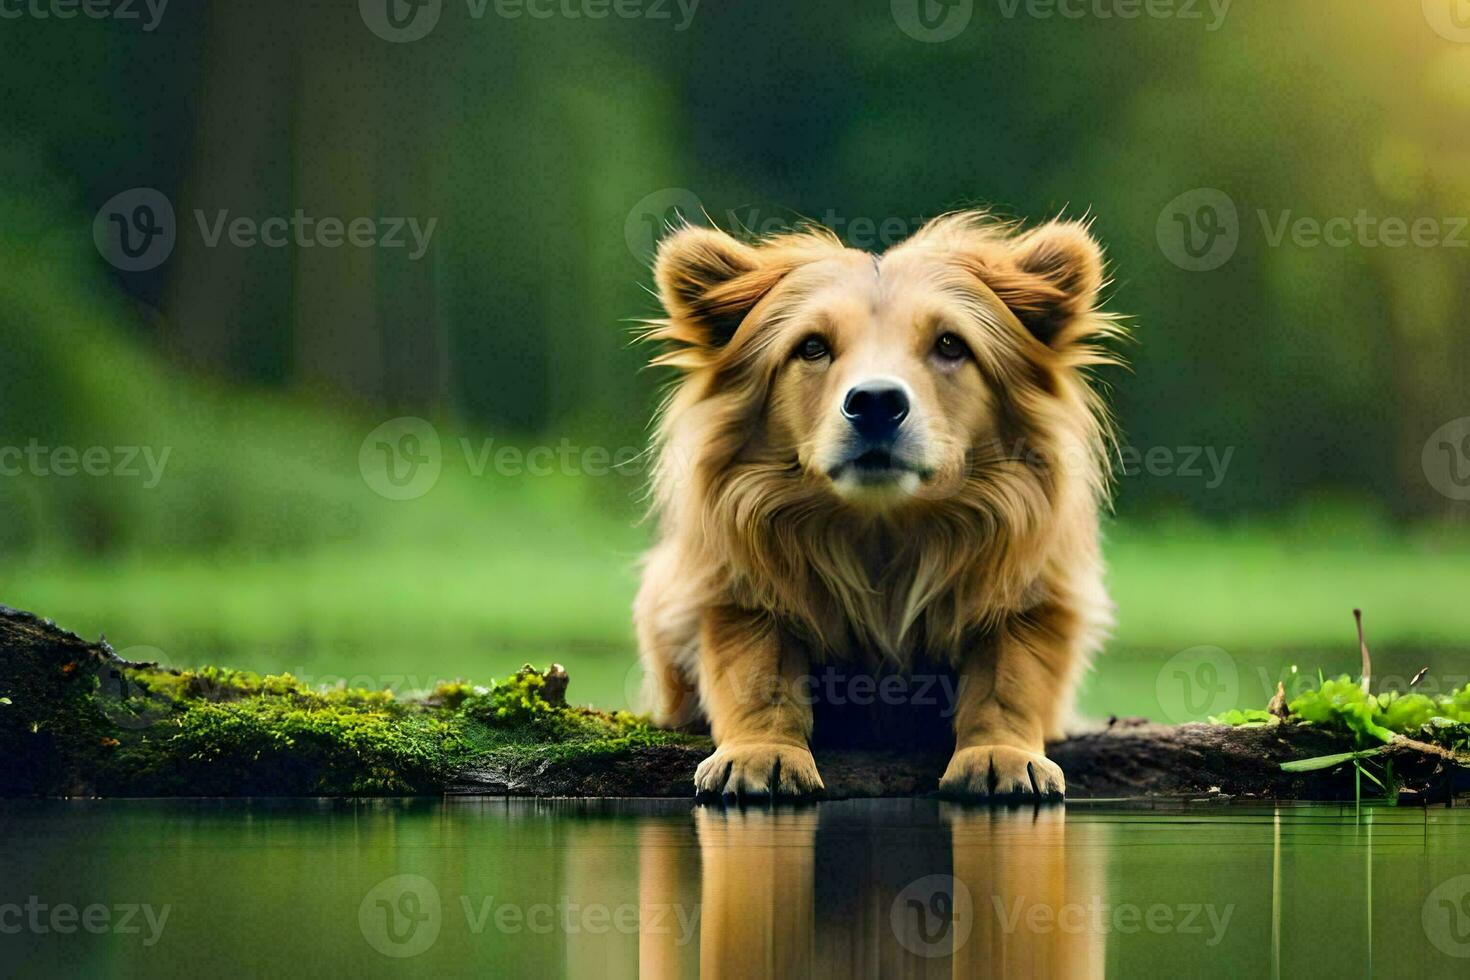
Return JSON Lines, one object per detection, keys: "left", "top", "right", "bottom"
{"left": 633, "top": 211, "right": 1122, "bottom": 800}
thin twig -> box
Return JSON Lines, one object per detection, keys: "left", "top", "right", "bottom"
{"left": 1354, "top": 608, "right": 1372, "bottom": 695}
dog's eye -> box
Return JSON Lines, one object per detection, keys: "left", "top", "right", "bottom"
{"left": 934, "top": 333, "right": 969, "bottom": 362}
{"left": 798, "top": 336, "right": 830, "bottom": 361}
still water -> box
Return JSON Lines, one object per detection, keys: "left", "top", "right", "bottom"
{"left": 2, "top": 799, "right": 1469, "bottom": 978}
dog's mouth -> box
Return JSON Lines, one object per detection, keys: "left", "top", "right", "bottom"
{"left": 827, "top": 448, "right": 930, "bottom": 486}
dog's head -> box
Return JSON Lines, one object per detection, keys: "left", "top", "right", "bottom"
{"left": 646, "top": 212, "right": 1119, "bottom": 515}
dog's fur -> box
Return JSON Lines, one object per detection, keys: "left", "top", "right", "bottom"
{"left": 633, "top": 211, "right": 1121, "bottom": 800}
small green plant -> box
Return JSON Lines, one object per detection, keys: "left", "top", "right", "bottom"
{"left": 1214, "top": 609, "right": 1470, "bottom": 801}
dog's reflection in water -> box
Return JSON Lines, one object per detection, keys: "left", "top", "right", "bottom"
{"left": 637, "top": 802, "right": 1105, "bottom": 979}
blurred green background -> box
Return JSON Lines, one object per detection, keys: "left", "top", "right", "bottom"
{"left": 2, "top": 0, "right": 1468, "bottom": 721}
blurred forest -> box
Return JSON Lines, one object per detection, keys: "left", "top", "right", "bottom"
{"left": 2, "top": 1, "right": 1468, "bottom": 705}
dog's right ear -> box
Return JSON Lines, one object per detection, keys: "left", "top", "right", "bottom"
{"left": 654, "top": 226, "right": 780, "bottom": 349}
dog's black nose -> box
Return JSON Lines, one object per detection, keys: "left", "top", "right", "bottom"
{"left": 842, "top": 381, "right": 909, "bottom": 441}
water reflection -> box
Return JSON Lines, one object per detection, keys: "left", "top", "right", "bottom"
{"left": 637, "top": 804, "right": 1107, "bottom": 979}
{"left": 3, "top": 799, "right": 1469, "bottom": 977}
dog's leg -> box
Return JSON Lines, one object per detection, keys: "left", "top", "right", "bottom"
{"left": 940, "top": 602, "right": 1075, "bottom": 800}
{"left": 634, "top": 546, "right": 703, "bottom": 729}
{"left": 637, "top": 620, "right": 703, "bottom": 731}
{"left": 692, "top": 606, "right": 824, "bottom": 799}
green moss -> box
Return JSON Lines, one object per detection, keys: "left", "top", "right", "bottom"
{"left": 1, "top": 612, "right": 692, "bottom": 797}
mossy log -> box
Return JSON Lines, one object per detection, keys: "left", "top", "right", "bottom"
{"left": 2, "top": 605, "right": 1467, "bottom": 802}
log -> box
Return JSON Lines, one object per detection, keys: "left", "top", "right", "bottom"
{"left": 3, "top": 605, "right": 1466, "bottom": 802}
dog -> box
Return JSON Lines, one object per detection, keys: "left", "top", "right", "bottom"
{"left": 633, "top": 211, "right": 1120, "bottom": 800}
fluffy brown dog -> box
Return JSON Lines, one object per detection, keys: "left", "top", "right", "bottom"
{"left": 634, "top": 212, "right": 1120, "bottom": 801}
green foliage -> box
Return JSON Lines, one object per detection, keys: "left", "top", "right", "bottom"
{"left": 1286, "top": 675, "right": 1470, "bottom": 747}
{"left": 460, "top": 670, "right": 652, "bottom": 747}
{"left": 1287, "top": 677, "right": 1396, "bottom": 745}
{"left": 1217, "top": 669, "right": 1470, "bottom": 794}
{"left": 1279, "top": 747, "right": 1389, "bottom": 773}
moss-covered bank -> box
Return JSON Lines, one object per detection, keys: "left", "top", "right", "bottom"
{"left": 3, "top": 604, "right": 1468, "bottom": 801}
{"left": 0, "top": 605, "right": 703, "bottom": 796}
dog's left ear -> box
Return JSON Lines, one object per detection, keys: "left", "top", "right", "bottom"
{"left": 991, "top": 220, "right": 1106, "bottom": 349}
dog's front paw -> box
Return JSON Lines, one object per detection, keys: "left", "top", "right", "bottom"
{"left": 939, "top": 745, "right": 1065, "bottom": 801}
{"left": 694, "top": 741, "right": 825, "bottom": 801}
